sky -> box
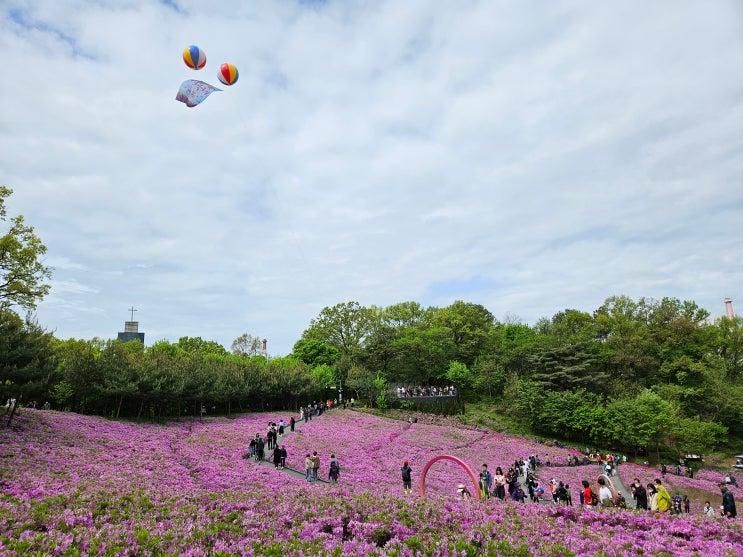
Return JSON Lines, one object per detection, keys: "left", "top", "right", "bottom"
{"left": 1, "top": 0, "right": 742, "bottom": 354}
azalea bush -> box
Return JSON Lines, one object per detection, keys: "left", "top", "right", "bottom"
{"left": 0, "top": 409, "right": 741, "bottom": 556}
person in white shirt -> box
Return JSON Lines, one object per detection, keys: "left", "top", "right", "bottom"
{"left": 597, "top": 477, "right": 613, "bottom": 507}
{"left": 703, "top": 501, "right": 716, "bottom": 517}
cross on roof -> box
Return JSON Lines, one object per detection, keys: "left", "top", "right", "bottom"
{"left": 128, "top": 306, "right": 137, "bottom": 321}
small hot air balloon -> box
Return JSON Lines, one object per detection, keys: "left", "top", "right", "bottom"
{"left": 217, "top": 63, "right": 239, "bottom": 86}
{"left": 183, "top": 45, "right": 207, "bottom": 70}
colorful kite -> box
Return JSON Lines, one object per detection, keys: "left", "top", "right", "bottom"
{"left": 175, "top": 79, "right": 221, "bottom": 108}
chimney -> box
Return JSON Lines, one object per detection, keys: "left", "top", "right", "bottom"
{"left": 724, "top": 298, "right": 735, "bottom": 319}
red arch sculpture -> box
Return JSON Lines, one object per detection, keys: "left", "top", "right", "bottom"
{"left": 418, "top": 454, "right": 482, "bottom": 499}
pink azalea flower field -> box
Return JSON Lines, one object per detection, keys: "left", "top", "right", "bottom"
{"left": 0, "top": 409, "right": 741, "bottom": 556}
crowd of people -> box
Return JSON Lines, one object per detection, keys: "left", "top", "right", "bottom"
{"left": 243, "top": 403, "right": 736, "bottom": 520}
{"left": 395, "top": 386, "right": 457, "bottom": 398}
{"left": 243, "top": 401, "right": 343, "bottom": 484}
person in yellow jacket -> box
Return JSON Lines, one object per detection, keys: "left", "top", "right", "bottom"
{"left": 654, "top": 479, "right": 672, "bottom": 512}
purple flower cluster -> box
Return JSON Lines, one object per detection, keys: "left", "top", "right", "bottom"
{"left": 0, "top": 409, "right": 740, "bottom": 556}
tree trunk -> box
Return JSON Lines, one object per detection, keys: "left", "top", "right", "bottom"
{"left": 137, "top": 398, "right": 144, "bottom": 419}
{"left": 227, "top": 400, "right": 231, "bottom": 417}
{"left": 5, "top": 394, "right": 22, "bottom": 428}
{"left": 116, "top": 396, "right": 123, "bottom": 419}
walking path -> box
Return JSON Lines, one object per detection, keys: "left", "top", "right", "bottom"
{"left": 247, "top": 410, "right": 331, "bottom": 485}
{"left": 603, "top": 464, "right": 635, "bottom": 508}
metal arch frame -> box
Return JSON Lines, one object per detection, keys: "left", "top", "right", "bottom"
{"left": 418, "top": 454, "right": 482, "bottom": 499}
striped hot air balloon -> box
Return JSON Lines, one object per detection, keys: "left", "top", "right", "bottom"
{"left": 217, "top": 63, "right": 239, "bottom": 86}
{"left": 183, "top": 45, "right": 207, "bottom": 70}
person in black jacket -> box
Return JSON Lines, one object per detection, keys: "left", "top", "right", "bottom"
{"left": 401, "top": 461, "right": 413, "bottom": 493}
{"left": 290, "top": 416, "right": 295, "bottom": 432}
{"left": 632, "top": 479, "right": 648, "bottom": 510}
{"left": 255, "top": 436, "right": 265, "bottom": 461}
{"left": 720, "top": 484, "right": 737, "bottom": 518}
{"left": 279, "top": 445, "right": 287, "bottom": 468}
{"left": 273, "top": 445, "right": 282, "bottom": 468}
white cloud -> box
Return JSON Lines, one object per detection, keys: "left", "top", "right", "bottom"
{"left": 2, "top": 0, "right": 742, "bottom": 352}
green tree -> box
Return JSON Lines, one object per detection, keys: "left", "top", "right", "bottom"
{"left": 292, "top": 338, "right": 339, "bottom": 368}
{"left": 431, "top": 301, "right": 495, "bottom": 366}
{"left": 671, "top": 417, "right": 727, "bottom": 457}
{"left": 445, "top": 361, "right": 474, "bottom": 399}
{"left": 528, "top": 341, "right": 608, "bottom": 393}
{"left": 0, "top": 311, "right": 55, "bottom": 426}
{"left": 346, "top": 365, "right": 375, "bottom": 406}
{"left": 301, "top": 301, "right": 374, "bottom": 358}
{"left": 0, "top": 187, "right": 52, "bottom": 311}
{"left": 373, "top": 373, "right": 389, "bottom": 409}
{"left": 391, "top": 326, "right": 456, "bottom": 384}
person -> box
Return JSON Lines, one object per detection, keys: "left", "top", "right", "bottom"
{"left": 272, "top": 445, "right": 282, "bottom": 469}
{"left": 248, "top": 437, "right": 256, "bottom": 458}
{"left": 290, "top": 416, "right": 295, "bottom": 432}
{"left": 42, "top": 401, "right": 51, "bottom": 410}
{"left": 311, "top": 451, "right": 320, "bottom": 481}
{"left": 267, "top": 427, "right": 275, "bottom": 451}
{"left": 683, "top": 495, "right": 690, "bottom": 514}
{"left": 672, "top": 494, "right": 683, "bottom": 515}
{"left": 555, "top": 481, "right": 569, "bottom": 505}
{"left": 329, "top": 454, "right": 340, "bottom": 483}
{"left": 493, "top": 467, "right": 506, "bottom": 500}
{"left": 703, "top": 501, "right": 716, "bottom": 517}
{"left": 401, "top": 461, "right": 413, "bottom": 494}
{"left": 255, "top": 436, "right": 265, "bottom": 462}
{"left": 597, "top": 478, "right": 613, "bottom": 507}
{"left": 720, "top": 484, "right": 737, "bottom": 518}
{"left": 279, "top": 445, "right": 287, "bottom": 468}
{"left": 582, "top": 480, "right": 595, "bottom": 507}
{"left": 305, "top": 454, "right": 313, "bottom": 482}
{"left": 457, "top": 483, "right": 472, "bottom": 499}
{"left": 479, "top": 464, "right": 492, "bottom": 499}
{"left": 647, "top": 484, "right": 658, "bottom": 512}
{"left": 278, "top": 419, "right": 285, "bottom": 436}
{"left": 654, "top": 479, "right": 671, "bottom": 513}
{"left": 660, "top": 464, "right": 667, "bottom": 477}
{"left": 633, "top": 480, "right": 648, "bottom": 510}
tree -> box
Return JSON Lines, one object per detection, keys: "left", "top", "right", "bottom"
{"left": 345, "top": 365, "right": 375, "bottom": 405}
{"left": 671, "top": 417, "right": 727, "bottom": 457}
{"left": 373, "top": 373, "right": 389, "bottom": 409}
{"left": 430, "top": 301, "right": 494, "bottom": 366}
{"left": 292, "top": 338, "right": 339, "bottom": 367}
{"left": 0, "top": 187, "right": 52, "bottom": 311}
{"left": 310, "top": 364, "right": 336, "bottom": 391}
{"left": 177, "top": 336, "right": 227, "bottom": 356}
{"left": 301, "top": 301, "right": 374, "bottom": 357}
{"left": 528, "top": 341, "right": 608, "bottom": 393}
{"left": 0, "top": 310, "right": 55, "bottom": 426}
{"left": 445, "top": 361, "right": 474, "bottom": 399}
{"left": 231, "top": 333, "right": 264, "bottom": 357}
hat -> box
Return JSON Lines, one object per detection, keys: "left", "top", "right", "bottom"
{"left": 457, "top": 483, "right": 466, "bottom": 490}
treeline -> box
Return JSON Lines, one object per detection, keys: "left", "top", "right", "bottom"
{"left": 0, "top": 311, "right": 327, "bottom": 421}
{"left": 292, "top": 298, "right": 743, "bottom": 457}
{"left": 3, "top": 295, "right": 743, "bottom": 458}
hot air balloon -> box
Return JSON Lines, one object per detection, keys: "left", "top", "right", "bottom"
{"left": 183, "top": 45, "right": 207, "bottom": 70}
{"left": 217, "top": 63, "right": 239, "bottom": 86}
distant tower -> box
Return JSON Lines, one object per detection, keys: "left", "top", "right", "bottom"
{"left": 117, "top": 306, "right": 145, "bottom": 343}
{"left": 724, "top": 298, "right": 735, "bottom": 319}
{"left": 261, "top": 338, "right": 268, "bottom": 357}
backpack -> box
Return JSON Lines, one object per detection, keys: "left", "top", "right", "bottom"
{"left": 590, "top": 491, "right": 599, "bottom": 506}
{"left": 330, "top": 461, "right": 339, "bottom": 473}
